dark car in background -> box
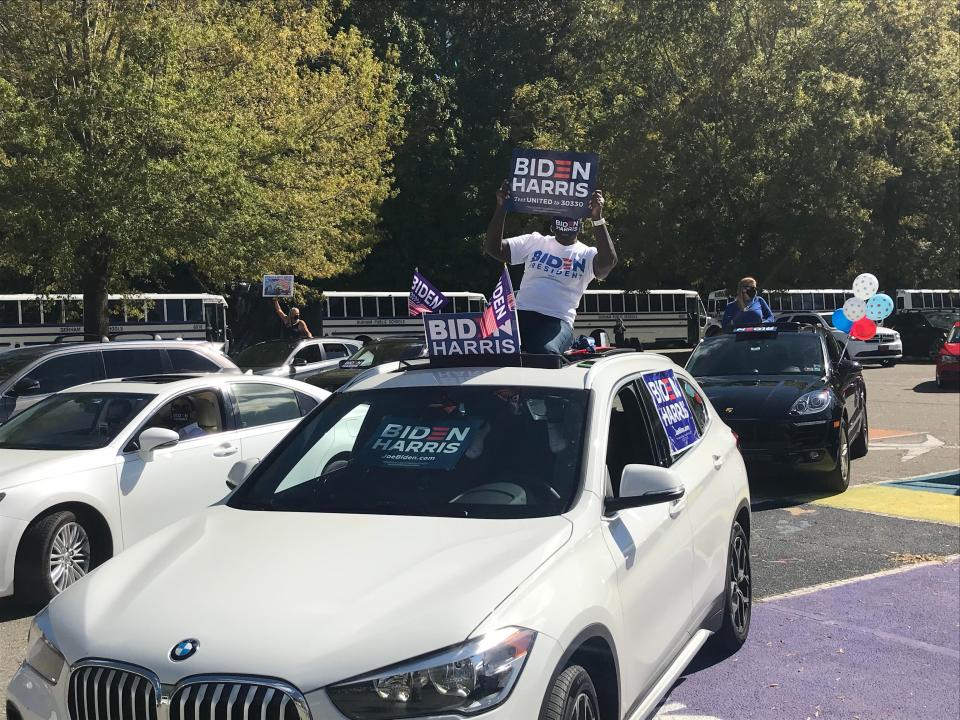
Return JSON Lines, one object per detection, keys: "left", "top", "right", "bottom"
{"left": 0, "top": 340, "right": 237, "bottom": 422}
{"left": 232, "top": 337, "right": 361, "bottom": 378}
{"left": 885, "top": 310, "right": 960, "bottom": 360}
{"left": 686, "top": 324, "right": 868, "bottom": 492}
{"left": 306, "top": 335, "right": 427, "bottom": 392}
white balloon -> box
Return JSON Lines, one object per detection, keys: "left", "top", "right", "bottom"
{"left": 852, "top": 272, "right": 879, "bottom": 300}
{"left": 843, "top": 297, "right": 867, "bottom": 322}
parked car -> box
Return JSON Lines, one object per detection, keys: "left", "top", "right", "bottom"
{"left": 7, "top": 350, "right": 751, "bottom": 720}
{"left": 687, "top": 324, "right": 868, "bottom": 491}
{"left": 0, "top": 340, "right": 237, "bottom": 423}
{"left": 936, "top": 322, "right": 960, "bottom": 388}
{"left": 776, "top": 311, "right": 902, "bottom": 366}
{"left": 0, "top": 374, "right": 329, "bottom": 602}
{"left": 885, "top": 310, "right": 960, "bottom": 361}
{"left": 307, "top": 334, "right": 427, "bottom": 392}
{"left": 232, "top": 337, "right": 361, "bottom": 378}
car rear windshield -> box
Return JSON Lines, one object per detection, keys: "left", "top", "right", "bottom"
{"left": 229, "top": 386, "right": 588, "bottom": 519}
{"left": 0, "top": 392, "right": 154, "bottom": 450}
{"left": 234, "top": 341, "right": 299, "bottom": 367}
{"left": 340, "top": 341, "right": 426, "bottom": 368}
{"left": 925, "top": 312, "right": 960, "bottom": 330}
{"left": 688, "top": 333, "right": 825, "bottom": 376}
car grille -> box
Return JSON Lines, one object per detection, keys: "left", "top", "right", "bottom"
{"left": 67, "top": 664, "right": 309, "bottom": 720}
{"left": 170, "top": 681, "right": 305, "bottom": 720}
{"left": 728, "top": 419, "right": 830, "bottom": 452}
{"left": 68, "top": 665, "right": 159, "bottom": 720}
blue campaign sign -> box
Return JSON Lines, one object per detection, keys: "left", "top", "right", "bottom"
{"left": 641, "top": 369, "right": 700, "bottom": 456}
{"left": 509, "top": 148, "right": 600, "bottom": 217}
{"left": 423, "top": 311, "right": 520, "bottom": 357}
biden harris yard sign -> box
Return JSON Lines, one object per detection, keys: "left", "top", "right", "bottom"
{"left": 424, "top": 312, "right": 520, "bottom": 357}
{"left": 642, "top": 369, "right": 700, "bottom": 455}
{"left": 509, "top": 148, "right": 599, "bottom": 217}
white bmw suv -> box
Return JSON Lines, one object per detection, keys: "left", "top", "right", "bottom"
{"left": 7, "top": 351, "right": 751, "bottom": 720}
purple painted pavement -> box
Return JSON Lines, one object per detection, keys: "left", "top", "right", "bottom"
{"left": 656, "top": 560, "right": 960, "bottom": 719}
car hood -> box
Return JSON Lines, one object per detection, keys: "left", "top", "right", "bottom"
{"left": 0, "top": 449, "right": 106, "bottom": 493}
{"left": 47, "top": 505, "right": 572, "bottom": 690}
{"left": 695, "top": 375, "right": 827, "bottom": 417}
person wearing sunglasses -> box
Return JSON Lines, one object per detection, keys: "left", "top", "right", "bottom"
{"left": 721, "top": 276, "right": 774, "bottom": 329}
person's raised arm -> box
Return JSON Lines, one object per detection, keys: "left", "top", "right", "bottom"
{"left": 298, "top": 319, "right": 314, "bottom": 338}
{"left": 272, "top": 297, "right": 288, "bottom": 321}
{"left": 484, "top": 180, "right": 511, "bottom": 263}
{"left": 589, "top": 190, "right": 618, "bottom": 280}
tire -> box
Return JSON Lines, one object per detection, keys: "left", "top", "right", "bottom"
{"left": 708, "top": 520, "right": 751, "bottom": 654}
{"left": 823, "top": 421, "right": 851, "bottom": 493}
{"left": 936, "top": 372, "right": 943, "bottom": 389}
{"left": 850, "top": 405, "right": 869, "bottom": 459}
{"left": 541, "top": 665, "right": 600, "bottom": 720}
{"left": 15, "top": 511, "right": 95, "bottom": 604}
{"left": 880, "top": 359, "right": 897, "bottom": 368}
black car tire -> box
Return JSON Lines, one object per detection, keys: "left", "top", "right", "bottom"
{"left": 15, "top": 511, "right": 96, "bottom": 604}
{"left": 541, "top": 665, "right": 600, "bottom": 720}
{"left": 823, "top": 421, "right": 851, "bottom": 493}
{"left": 850, "top": 406, "right": 869, "bottom": 460}
{"left": 708, "top": 520, "right": 751, "bottom": 654}
{"left": 880, "top": 359, "right": 897, "bottom": 367}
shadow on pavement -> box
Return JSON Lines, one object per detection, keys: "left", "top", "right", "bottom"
{"left": 913, "top": 380, "right": 952, "bottom": 393}
{"left": 0, "top": 597, "right": 40, "bottom": 623}
{"left": 746, "top": 473, "right": 838, "bottom": 510}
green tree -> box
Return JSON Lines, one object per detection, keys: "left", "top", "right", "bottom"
{"left": 0, "top": 0, "right": 401, "bottom": 335}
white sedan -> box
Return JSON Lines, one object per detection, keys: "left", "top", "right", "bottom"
{"left": 0, "top": 374, "right": 329, "bottom": 602}
{"left": 8, "top": 351, "right": 751, "bottom": 720}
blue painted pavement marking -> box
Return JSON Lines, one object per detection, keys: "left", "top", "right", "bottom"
{"left": 882, "top": 469, "right": 960, "bottom": 496}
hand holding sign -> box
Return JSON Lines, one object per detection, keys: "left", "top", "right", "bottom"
{"left": 496, "top": 179, "right": 510, "bottom": 208}
{"left": 588, "top": 190, "right": 604, "bottom": 221}
{"left": 509, "top": 148, "right": 600, "bottom": 217}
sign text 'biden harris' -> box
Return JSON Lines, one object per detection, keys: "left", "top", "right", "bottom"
{"left": 508, "top": 148, "right": 599, "bottom": 217}
{"left": 424, "top": 312, "right": 520, "bottom": 357}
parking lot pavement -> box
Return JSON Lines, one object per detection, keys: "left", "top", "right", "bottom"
{"left": 655, "top": 558, "right": 960, "bottom": 720}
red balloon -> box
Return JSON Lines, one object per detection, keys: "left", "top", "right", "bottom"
{"left": 850, "top": 317, "right": 877, "bottom": 341}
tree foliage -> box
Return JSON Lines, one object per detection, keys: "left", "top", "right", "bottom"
{"left": 0, "top": 0, "right": 401, "bottom": 333}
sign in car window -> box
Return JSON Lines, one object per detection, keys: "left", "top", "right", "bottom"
{"left": 360, "top": 416, "right": 483, "bottom": 469}
{"left": 641, "top": 369, "right": 701, "bottom": 456}
{"left": 508, "top": 148, "right": 599, "bottom": 217}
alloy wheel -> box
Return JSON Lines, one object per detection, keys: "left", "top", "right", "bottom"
{"left": 729, "top": 532, "right": 751, "bottom": 635}
{"left": 572, "top": 692, "right": 598, "bottom": 720}
{"left": 49, "top": 521, "right": 91, "bottom": 593}
{"left": 839, "top": 426, "right": 850, "bottom": 482}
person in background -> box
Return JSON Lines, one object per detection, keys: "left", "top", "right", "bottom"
{"left": 484, "top": 180, "right": 618, "bottom": 354}
{"left": 722, "top": 277, "right": 775, "bottom": 329}
{"left": 273, "top": 298, "right": 312, "bottom": 339}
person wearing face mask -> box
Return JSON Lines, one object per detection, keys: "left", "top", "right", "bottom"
{"left": 484, "top": 180, "right": 618, "bottom": 354}
{"left": 272, "top": 298, "right": 313, "bottom": 339}
{"left": 721, "top": 276, "right": 775, "bottom": 329}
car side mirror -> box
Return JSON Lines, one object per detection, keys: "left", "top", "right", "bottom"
{"left": 138, "top": 427, "right": 180, "bottom": 459}
{"left": 226, "top": 458, "right": 260, "bottom": 490}
{"left": 292, "top": 357, "right": 308, "bottom": 367}
{"left": 604, "top": 465, "right": 685, "bottom": 516}
{"left": 838, "top": 358, "right": 861, "bottom": 376}
{"left": 12, "top": 377, "right": 41, "bottom": 396}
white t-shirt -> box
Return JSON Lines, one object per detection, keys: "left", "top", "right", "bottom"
{"left": 505, "top": 232, "right": 598, "bottom": 325}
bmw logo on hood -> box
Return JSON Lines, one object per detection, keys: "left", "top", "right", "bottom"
{"left": 170, "top": 639, "right": 199, "bottom": 662}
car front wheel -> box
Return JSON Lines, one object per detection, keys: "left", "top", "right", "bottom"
{"left": 15, "top": 511, "right": 95, "bottom": 603}
{"left": 541, "top": 665, "right": 600, "bottom": 720}
{"left": 823, "top": 421, "right": 851, "bottom": 492}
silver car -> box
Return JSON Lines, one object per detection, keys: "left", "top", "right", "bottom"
{"left": 232, "top": 337, "right": 361, "bottom": 378}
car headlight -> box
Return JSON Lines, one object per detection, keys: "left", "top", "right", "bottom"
{"left": 790, "top": 389, "right": 832, "bottom": 415}
{"left": 26, "top": 611, "right": 65, "bottom": 685}
{"left": 328, "top": 627, "right": 536, "bottom": 718}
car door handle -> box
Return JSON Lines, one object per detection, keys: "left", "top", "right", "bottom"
{"left": 713, "top": 454, "right": 725, "bottom": 470}
{"left": 213, "top": 444, "right": 239, "bottom": 457}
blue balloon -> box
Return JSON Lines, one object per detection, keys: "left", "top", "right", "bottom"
{"left": 832, "top": 308, "right": 853, "bottom": 333}
{"left": 865, "top": 293, "right": 894, "bottom": 321}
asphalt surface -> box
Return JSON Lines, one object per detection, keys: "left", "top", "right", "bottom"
{"left": 1, "top": 360, "right": 958, "bottom": 719}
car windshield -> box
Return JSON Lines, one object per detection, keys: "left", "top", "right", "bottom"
{"left": 234, "top": 341, "right": 299, "bottom": 367}
{"left": 925, "top": 312, "right": 960, "bottom": 330}
{"left": 342, "top": 341, "right": 426, "bottom": 368}
{"left": 688, "top": 333, "right": 825, "bottom": 376}
{"left": 229, "top": 386, "right": 588, "bottom": 519}
{"left": 0, "top": 392, "right": 154, "bottom": 450}
{"left": 949, "top": 326, "right": 960, "bottom": 343}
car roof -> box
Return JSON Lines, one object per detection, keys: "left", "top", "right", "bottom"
{"left": 0, "top": 340, "right": 223, "bottom": 360}
{"left": 343, "top": 351, "right": 678, "bottom": 393}
{"left": 66, "top": 373, "right": 324, "bottom": 395}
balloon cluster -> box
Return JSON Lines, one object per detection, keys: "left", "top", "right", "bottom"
{"left": 830, "top": 273, "right": 893, "bottom": 341}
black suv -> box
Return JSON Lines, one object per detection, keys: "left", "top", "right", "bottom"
{"left": 885, "top": 310, "right": 960, "bottom": 360}
{"left": 0, "top": 340, "right": 237, "bottom": 422}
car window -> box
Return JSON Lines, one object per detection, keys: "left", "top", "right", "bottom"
{"left": 605, "top": 383, "right": 660, "bottom": 497}
{"left": 139, "top": 389, "right": 224, "bottom": 444}
{"left": 687, "top": 334, "right": 825, "bottom": 376}
{"left": 676, "top": 376, "right": 708, "bottom": 434}
{"left": 103, "top": 349, "right": 166, "bottom": 378}
{"left": 825, "top": 333, "right": 842, "bottom": 364}
{"left": 296, "top": 391, "right": 320, "bottom": 415}
{"left": 322, "top": 342, "right": 351, "bottom": 359}
{"left": 294, "top": 344, "right": 323, "bottom": 365}
{"left": 168, "top": 349, "right": 221, "bottom": 373}
{"left": 0, "top": 392, "right": 154, "bottom": 450}
{"left": 18, "top": 352, "right": 100, "bottom": 395}
{"left": 234, "top": 382, "right": 301, "bottom": 427}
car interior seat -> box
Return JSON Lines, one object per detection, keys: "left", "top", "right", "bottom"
{"left": 193, "top": 395, "right": 221, "bottom": 433}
